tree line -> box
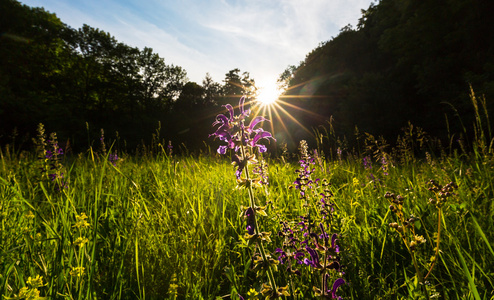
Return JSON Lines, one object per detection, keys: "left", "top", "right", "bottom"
{"left": 0, "top": 0, "right": 259, "bottom": 152}
{"left": 278, "top": 0, "right": 494, "bottom": 149}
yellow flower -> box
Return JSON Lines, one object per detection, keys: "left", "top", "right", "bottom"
{"left": 69, "top": 267, "right": 85, "bottom": 278}
{"left": 247, "top": 288, "right": 258, "bottom": 295}
{"left": 73, "top": 237, "right": 89, "bottom": 247}
{"left": 74, "top": 213, "right": 90, "bottom": 229}
{"left": 14, "top": 286, "right": 44, "bottom": 300}
{"left": 25, "top": 211, "right": 35, "bottom": 220}
{"left": 27, "top": 275, "right": 45, "bottom": 288}
{"left": 247, "top": 288, "right": 259, "bottom": 299}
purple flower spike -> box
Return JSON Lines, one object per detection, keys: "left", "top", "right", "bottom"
{"left": 210, "top": 96, "right": 274, "bottom": 182}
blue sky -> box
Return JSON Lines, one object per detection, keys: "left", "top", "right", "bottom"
{"left": 20, "top": 0, "right": 374, "bottom": 90}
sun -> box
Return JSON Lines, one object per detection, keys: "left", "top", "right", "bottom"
{"left": 256, "top": 83, "right": 280, "bottom": 106}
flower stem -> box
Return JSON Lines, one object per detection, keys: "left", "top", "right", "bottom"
{"left": 240, "top": 139, "right": 277, "bottom": 294}
{"left": 424, "top": 207, "right": 442, "bottom": 280}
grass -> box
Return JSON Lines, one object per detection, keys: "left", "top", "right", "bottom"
{"left": 1, "top": 89, "right": 493, "bottom": 299}
{"left": 1, "top": 140, "right": 493, "bottom": 300}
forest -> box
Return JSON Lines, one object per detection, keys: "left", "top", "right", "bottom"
{"left": 1, "top": 0, "right": 494, "bottom": 152}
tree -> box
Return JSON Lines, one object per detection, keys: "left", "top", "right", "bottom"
{"left": 174, "top": 81, "right": 205, "bottom": 111}
{"left": 202, "top": 73, "right": 223, "bottom": 106}
{"left": 218, "top": 68, "right": 258, "bottom": 107}
{"left": 0, "top": 0, "right": 73, "bottom": 141}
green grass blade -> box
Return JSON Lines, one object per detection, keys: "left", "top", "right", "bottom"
{"left": 455, "top": 243, "right": 481, "bottom": 300}
{"left": 471, "top": 216, "right": 494, "bottom": 259}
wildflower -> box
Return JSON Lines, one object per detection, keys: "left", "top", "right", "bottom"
{"left": 210, "top": 96, "right": 273, "bottom": 155}
{"left": 74, "top": 213, "right": 90, "bottom": 229}
{"left": 336, "top": 147, "right": 342, "bottom": 162}
{"left": 381, "top": 155, "right": 389, "bottom": 176}
{"left": 244, "top": 207, "right": 256, "bottom": 237}
{"left": 25, "top": 211, "right": 35, "bottom": 220}
{"left": 252, "top": 158, "right": 269, "bottom": 185}
{"left": 15, "top": 286, "right": 42, "bottom": 300}
{"left": 275, "top": 248, "right": 286, "bottom": 264}
{"left": 304, "top": 246, "right": 322, "bottom": 269}
{"left": 100, "top": 128, "right": 107, "bottom": 155}
{"left": 73, "top": 237, "right": 89, "bottom": 247}
{"left": 293, "top": 141, "right": 318, "bottom": 199}
{"left": 329, "top": 233, "right": 340, "bottom": 253}
{"left": 26, "top": 275, "right": 45, "bottom": 288}
{"left": 327, "top": 276, "right": 346, "bottom": 300}
{"left": 69, "top": 266, "right": 85, "bottom": 278}
{"left": 363, "top": 156, "right": 372, "bottom": 169}
{"left": 8, "top": 275, "right": 46, "bottom": 300}
{"left": 210, "top": 96, "right": 277, "bottom": 295}
{"left": 45, "top": 147, "right": 63, "bottom": 159}
{"left": 246, "top": 288, "right": 259, "bottom": 299}
{"left": 210, "top": 96, "right": 274, "bottom": 180}
{"left": 109, "top": 152, "right": 119, "bottom": 166}
{"left": 38, "top": 132, "right": 68, "bottom": 191}
{"left": 167, "top": 140, "right": 173, "bottom": 156}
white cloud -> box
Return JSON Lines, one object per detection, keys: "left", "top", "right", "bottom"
{"left": 20, "top": 0, "right": 374, "bottom": 84}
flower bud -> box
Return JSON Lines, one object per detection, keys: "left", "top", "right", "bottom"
{"left": 389, "top": 222, "right": 398, "bottom": 229}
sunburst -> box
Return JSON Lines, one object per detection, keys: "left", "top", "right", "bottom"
{"left": 247, "top": 80, "right": 327, "bottom": 148}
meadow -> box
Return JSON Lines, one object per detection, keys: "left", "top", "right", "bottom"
{"left": 1, "top": 100, "right": 494, "bottom": 299}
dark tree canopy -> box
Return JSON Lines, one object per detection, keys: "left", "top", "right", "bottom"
{"left": 279, "top": 0, "right": 494, "bottom": 147}
{"left": 0, "top": 0, "right": 250, "bottom": 152}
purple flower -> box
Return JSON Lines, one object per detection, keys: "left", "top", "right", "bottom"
{"left": 330, "top": 233, "right": 340, "bottom": 253}
{"left": 231, "top": 154, "right": 245, "bottom": 179}
{"left": 381, "top": 155, "right": 389, "bottom": 176}
{"left": 244, "top": 207, "right": 255, "bottom": 235}
{"left": 337, "top": 147, "right": 342, "bottom": 161}
{"left": 45, "top": 147, "right": 63, "bottom": 159}
{"left": 246, "top": 225, "right": 254, "bottom": 235}
{"left": 304, "top": 246, "right": 322, "bottom": 268}
{"left": 294, "top": 251, "right": 305, "bottom": 264}
{"left": 167, "top": 140, "right": 173, "bottom": 156}
{"left": 318, "top": 223, "right": 330, "bottom": 241}
{"left": 363, "top": 156, "right": 372, "bottom": 169}
{"left": 325, "top": 275, "right": 346, "bottom": 299}
{"left": 248, "top": 129, "right": 273, "bottom": 153}
{"left": 109, "top": 153, "right": 119, "bottom": 166}
{"left": 210, "top": 96, "right": 275, "bottom": 180}
{"left": 275, "top": 248, "right": 287, "bottom": 264}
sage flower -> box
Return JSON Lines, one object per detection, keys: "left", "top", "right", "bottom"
{"left": 326, "top": 275, "right": 346, "bottom": 300}
{"left": 210, "top": 96, "right": 274, "bottom": 179}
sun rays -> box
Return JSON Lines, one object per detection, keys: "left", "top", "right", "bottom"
{"left": 204, "top": 76, "right": 329, "bottom": 150}
{"left": 248, "top": 94, "right": 327, "bottom": 148}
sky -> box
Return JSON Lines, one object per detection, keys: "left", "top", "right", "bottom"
{"left": 20, "top": 0, "right": 374, "bottom": 92}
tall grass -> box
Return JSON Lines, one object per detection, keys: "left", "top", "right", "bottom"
{"left": 1, "top": 91, "right": 493, "bottom": 299}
